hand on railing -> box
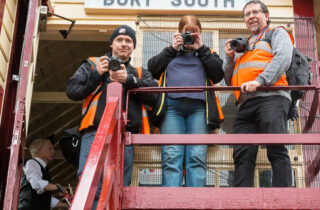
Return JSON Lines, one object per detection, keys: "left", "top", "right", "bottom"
{"left": 56, "top": 184, "right": 73, "bottom": 207}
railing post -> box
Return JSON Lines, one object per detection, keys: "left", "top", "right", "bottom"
{"left": 102, "top": 82, "right": 123, "bottom": 209}
{"left": 303, "top": 88, "right": 320, "bottom": 132}
{"left": 70, "top": 83, "right": 122, "bottom": 210}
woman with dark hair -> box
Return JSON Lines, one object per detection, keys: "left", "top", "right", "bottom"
{"left": 148, "top": 15, "right": 224, "bottom": 187}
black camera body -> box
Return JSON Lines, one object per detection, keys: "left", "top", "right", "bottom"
{"left": 230, "top": 37, "right": 249, "bottom": 53}
{"left": 108, "top": 57, "right": 123, "bottom": 71}
{"left": 181, "top": 31, "right": 194, "bottom": 45}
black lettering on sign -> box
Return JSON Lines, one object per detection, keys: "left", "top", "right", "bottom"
{"left": 131, "top": 0, "right": 141, "bottom": 6}
{"left": 224, "top": 0, "right": 234, "bottom": 8}
{"left": 171, "top": 0, "right": 181, "bottom": 6}
{"left": 198, "top": 0, "right": 208, "bottom": 7}
{"left": 146, "top": 0, "right": 150, "bottom": 6}
{"left": 185, "top": 0, "right": 195, "bottom": 6}
{"left": 118, "top": 0, "right": 128, "bottom": 6}
{"left": 104, "top": 0, "right": 114, "bottom": 5}
{"left": 214, "top": 0, "right": 218, "bottom": 7}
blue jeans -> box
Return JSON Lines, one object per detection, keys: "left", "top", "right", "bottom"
{"left": 78, "top": 130, "right": 133, "bottom": 210}
{"left": 123, "top": 145, "right": 133, "bottom": 186}
{"left": 160, "top": 97, "right": 209, "bottom": 187}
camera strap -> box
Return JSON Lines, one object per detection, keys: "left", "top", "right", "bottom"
{"left": 249, "top": 26, "right": 269, "bottom": 51}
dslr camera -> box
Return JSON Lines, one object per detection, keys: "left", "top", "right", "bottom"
{"left": 181, "top": 31, "right": 194, "bottom": 45}
{"left": 108, "top": 57, "right": 123, "bottom": 71}
{"left": 230, "top": 37, "right": 249, "bottom": 53}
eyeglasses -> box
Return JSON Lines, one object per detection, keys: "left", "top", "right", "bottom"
{"left": 244, "top": 10, "right": 263, "bottom": 18}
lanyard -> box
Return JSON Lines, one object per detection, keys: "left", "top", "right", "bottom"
{"left": 249, "top": 26, "right": 269, "bottom": 50}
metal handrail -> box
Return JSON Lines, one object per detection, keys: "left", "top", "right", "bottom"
{"left": 70, "top": 83, "right": 123, "bottom": 210}
{"left": 126, "top": 85, "right": 320, "bottom": 133}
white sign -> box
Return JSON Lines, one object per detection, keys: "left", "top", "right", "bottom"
{"left": 85, "top": 0, "right": 247, "bottom": 12}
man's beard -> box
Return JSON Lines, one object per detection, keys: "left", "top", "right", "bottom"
{"left": 250, "top": 24, "right": 261, "bottom": 35}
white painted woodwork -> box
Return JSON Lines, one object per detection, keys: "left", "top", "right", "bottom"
{"left": 0, "top": 51, "right": 7, "bottom": 81}
{"left": 0, "top": 26, "right": 10, "bottom": 62}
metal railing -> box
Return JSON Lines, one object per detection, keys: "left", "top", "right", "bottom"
{"left": 70, "top": 83, "right": 320, "bottom": 209}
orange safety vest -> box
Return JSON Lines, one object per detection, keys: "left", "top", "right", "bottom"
{"left": 208, "top": 49, "right": 224, "bottom": 122}
{"left": 136, "top": 67, "right": 151, "bottom": 134}
{"left": 79, "top": 57, "right": 102, "bottom": 131}
{"left": 208, "top": 80, "right": 224, "bottom": 123}
{"left": 231, "top": 28, "right": 290, "bottom": 101}
{"left": 79, "top": 57, "right": 150, "bottom": 134}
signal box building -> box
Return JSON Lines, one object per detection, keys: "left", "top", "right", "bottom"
{"left": 0, "top": 0, "right": 319, "bottom": 209}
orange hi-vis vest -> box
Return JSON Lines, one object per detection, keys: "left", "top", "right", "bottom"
{"left": 79, "top": 57, "right": 150, "bottom": 134}
{"left": 136, "top": 67, "right": 151, "bottom": 134}
{"left": 79, "top": 57, "right": 103, "bottom": 131}
{"left": 231, "top": 28, "right": 289, "bottom": 101}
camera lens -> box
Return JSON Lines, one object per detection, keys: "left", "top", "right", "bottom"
{"left": 230, "top": 37, "right": 248, "bottom": 53}
{"left": 184, "top": 35, "right": 194, "bottom": 45}
{"left": 182, "top": 31, "right": 194, "bottom": 45}
{"left": 108, "top": 57, "right": 122, "bottom": 71}
{"left": 230, "top": 40, "right": 241, "bottom": 50}
{"left": 183, "top": 35, "right": 194, "bottom": 45}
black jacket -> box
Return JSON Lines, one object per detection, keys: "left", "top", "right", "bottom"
{"left": 148, "top": 45, "right": 224, "bottom": 129}
{"left": 66, "top": 53, "right": 157, "bottom": 133}
{"left": 18, "top": 159, "right": 51, "bottom": 210}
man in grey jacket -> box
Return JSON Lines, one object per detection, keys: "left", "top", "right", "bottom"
{"left": 223, "top": 0, "right": 292, "bottom": 187}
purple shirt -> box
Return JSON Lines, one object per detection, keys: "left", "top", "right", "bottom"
{"left": 166, "top": 52, "right": 206, "bottom": 100}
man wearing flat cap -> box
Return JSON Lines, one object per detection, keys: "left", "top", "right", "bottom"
{"left": 66, "top": 25, "right": 157, "bottom": 209}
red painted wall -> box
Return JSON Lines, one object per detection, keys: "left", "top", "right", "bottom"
{"left": 293, "top": 0, "right": 320, "bottom": 188}
{"left": 293, "top": 0, "right": 314, "bottom": 17}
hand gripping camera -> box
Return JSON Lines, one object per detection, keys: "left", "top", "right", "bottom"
{"left": 230, "top": 37, "right": 249, "bottom": 53}
{"left": 108, "top": 57, "right": 123, "bottom": 71}
{"left": 181, "top": 31, "right": 194, "bottom": 45}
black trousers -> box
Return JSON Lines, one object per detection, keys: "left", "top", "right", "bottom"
{"left": 232, "top": 95, "right": 292, "bottom": 187}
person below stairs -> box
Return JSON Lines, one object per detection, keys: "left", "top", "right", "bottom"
{"left": 18, "top": 138, "right": 69, "bottom": 209}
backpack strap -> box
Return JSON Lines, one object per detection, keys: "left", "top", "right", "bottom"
{"left": 264, "top": 27, "right": 294, "bottom": 47}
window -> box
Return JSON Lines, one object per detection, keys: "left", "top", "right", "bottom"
{"left": 138, "top": 168, "right": 162, "bottom": 186}
{"left": 259, "top": 169, "right": 272, "bottom": 187}
{"left": 218, "top": 170, "right": 234, "bottom": 187}
{"left": 206, "top": 168, "right": 215, "bottom": 187}
{"left": 258, "top": 169, "right": 296, "bottom": 187}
